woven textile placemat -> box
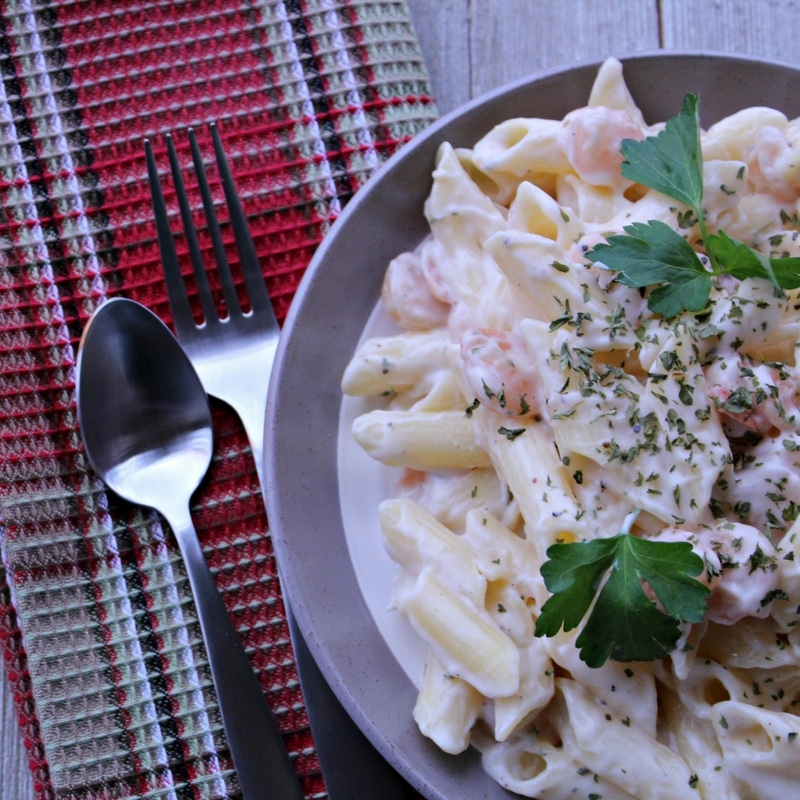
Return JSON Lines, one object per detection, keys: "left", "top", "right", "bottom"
{"left": 0, "top": 1, "right": 437, "bottom": 797}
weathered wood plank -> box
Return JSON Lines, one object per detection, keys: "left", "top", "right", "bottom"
{"left": 407, "top": 0, "right": 661, "bottom": 112}
{"left": 407, "top": 0, "right": 800, "bottom": 115}
{"left": 661, "top": 0, "right": 800, "bottom": 66}
{"left": 468, "top": 0, "right": 660, "bottom": 100}
{"left": 407, "top": 0, "right": 472, "bottom": 113}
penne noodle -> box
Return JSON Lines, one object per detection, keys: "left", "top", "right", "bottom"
{"left": 400, "top": 569, "right": 520, "bottom": 699}
{"left": 341, "top": 329, "right": 455, "bottom": 396}
{"left": 352, "top": 408, "right": 492, "bottom": 469}
{"left": 413, "top": 651, "right": 483, "bottom": 755}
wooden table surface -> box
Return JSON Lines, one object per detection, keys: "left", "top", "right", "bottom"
{"left": 4, "top": 1, "right": 800, "bottom": 797}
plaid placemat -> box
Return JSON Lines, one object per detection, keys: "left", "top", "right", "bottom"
{"left": 0, "top": 1, "right": 437, "bottom": 797}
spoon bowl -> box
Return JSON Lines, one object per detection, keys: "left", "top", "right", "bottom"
{"left": 76, "top": 297, "right": 303, "bottom": 800}
{"left": 77, "top": 297, "right": 213, "bottom": 517}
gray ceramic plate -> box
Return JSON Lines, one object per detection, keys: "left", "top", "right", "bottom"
{"left": 265, "top": 51, "right": 800, "bottom": 799}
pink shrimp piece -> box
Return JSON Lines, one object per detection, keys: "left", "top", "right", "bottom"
{"left": 657, "top": 523, "right": 778, "bottom": 625}
{"left": 382, "top": 251, "right": 451, "bottom": 330}
{"left": 419, "top": 239, "right": 458, "bottom": 305}
{"left": 561, "top": 106, "right": 645, "bottom": 188}
{"left": 706, "top": 358, "right": 800, "bottom": 438}
{"left": 703, "top": 524, "right": 780, "bottom": 625}
{"left": 707, "top": 383, "right": 775, "bottom": 436}
{"left": 778, "top": 368, "right": 800, "bottom": 420}
{"left": 459, "top": 328, "right": 542, "bottom": 418}
{"left": 746, "top": 125, "right": 800, "bottom": 202}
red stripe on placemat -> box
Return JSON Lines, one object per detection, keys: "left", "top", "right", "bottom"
{"left": 62, "top": 2, "right": 318, "bottom": 317}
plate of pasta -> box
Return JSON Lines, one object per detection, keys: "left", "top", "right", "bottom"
{"left": 267, "top": 52, "right": 800, "bottom": 800}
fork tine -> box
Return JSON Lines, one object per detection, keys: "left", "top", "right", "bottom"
{"left": 145, "top": 138, "right": 198, "bottom": 331}
{"left": 211, "top": 124, "right": 275, "bottom": 318}
{"left": 187, "top": 128, "right": 242, "bottom": 318}
{"left": 166, "top": 133, "right": 223, "bottom": 328}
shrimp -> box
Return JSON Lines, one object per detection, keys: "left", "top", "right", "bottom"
{"left": 705, "top": 354, "right": 800, "bottom": 437}
{"left": 459, "top": 328, "right": 542, "bottom": 418}
{"left": 382, "top": 250, "right": 450, "bottom": 331}
{"left": 560, "top": 106, "right": 645, "bottom": 189}
{"left": 746, "top": 123, "right": 800, "bottom": 202}
{"left": 704, "top": 522, "right": 781, "bottom": 626}
{"left": 657, "top": 522, "right": 779, "bottom": 626}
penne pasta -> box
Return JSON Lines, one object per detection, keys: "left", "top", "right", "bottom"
{"left": 413, "top": 651, "right": 483, "bottom": 755}
{"left": 341, "top": 329, "right": 455, "bottom": 397}
{"left": 351, "top": 408, "right": 492, "bottom": 469}
{"left": 399, "top": 569, "right": 520, "bottom": 699}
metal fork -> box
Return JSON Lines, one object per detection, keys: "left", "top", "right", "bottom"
{"left": 147, "top": 127, "right": 277, "bottom": 484}
{"left": 144, "top": 127, "right": 301, "bottom": 800}
{"left": 145, "top": 127, "right": 415, "bottom": 800}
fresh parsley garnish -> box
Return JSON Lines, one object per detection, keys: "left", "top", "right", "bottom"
{"left": 586, "top": 92, "right": 800, "bottom": 316}
{"left": 621, "top": 94, "right": 704, "bottom": 209}
{"left": 465, "top": 398, "right": 481, "bottom": 417}
{"left": 534, "top": 513, "right": 710, "bottom": 668}
{"left": 590, "top": 220, "right": 712, "bottom": 318}
{"left": 708, "top": 230, "right": 800, "bottom": 289}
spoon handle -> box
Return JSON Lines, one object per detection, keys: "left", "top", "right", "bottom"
{"left": 171, "top": 512, "right": 305, "bottom": 800}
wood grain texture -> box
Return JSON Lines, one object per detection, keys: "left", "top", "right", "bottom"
{"left": 407, "top": 0, "right": 661, "bottom": 112}
{"left": 406, "top": 0, "right": 800, "bottom": 114}
{"left": 407, "top": 0, "right": 472, "bottom": 112}
{"left": 661, "top": 0, "right": 800, "bottom": 63}
{"left": 467, "top": 0, "right": 659, "bottom": 101}
{"left": 6, "top": 2, "right": 800, "bottom": 798}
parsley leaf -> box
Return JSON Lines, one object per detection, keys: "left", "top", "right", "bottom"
{"left": 708, "top": 230, "right": 800, "bottom": 290}
{"left": 620, "top": 93, "right": 703, "bottom": 210}
{"left": 588, "top": 220, "right": 711, "bottom": 317}
{"left": 534, "top": 530, "right": 710, "bottom": 668}
{"left": 586, "top": 91, "right": 800, "bottom": 316}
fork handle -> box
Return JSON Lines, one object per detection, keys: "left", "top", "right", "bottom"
{"left": 170, "top": 511, "right": 304, "bottom": 800}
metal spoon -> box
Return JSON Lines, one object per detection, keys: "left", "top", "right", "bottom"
{"left": 75, "top": 297, "right": 303, "bottom": 800}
